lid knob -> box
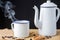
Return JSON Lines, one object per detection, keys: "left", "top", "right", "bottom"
{"left": 47, "top": 0, "right": 51, "bottom": 3}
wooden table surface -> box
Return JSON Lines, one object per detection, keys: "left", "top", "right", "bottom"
{"left": 0, "top": 29, "right": 60, "bottom": 40}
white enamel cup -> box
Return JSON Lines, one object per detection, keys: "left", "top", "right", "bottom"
{"left": 11, "top": 20, "right": 29, "bottom": 38}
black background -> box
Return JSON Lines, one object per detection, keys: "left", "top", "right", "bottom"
{"left": 0, "top": 0, "right": 60, "bottom": 29}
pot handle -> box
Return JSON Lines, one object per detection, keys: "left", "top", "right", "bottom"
{"left": 56, "top": 8, "right": 60, "bottom": 22}
{"left": 11, "top": 23, "right": 14, "bottom": 31}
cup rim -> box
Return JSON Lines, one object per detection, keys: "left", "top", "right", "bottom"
{"left": 12, "top": 20, "right": 29, "bottom": 24}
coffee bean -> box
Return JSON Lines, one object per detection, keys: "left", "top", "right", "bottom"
{"left": 33, "top": 34, "right": 36, "bottom": 36}
{"left": 42, "top": 38, "right": 45, "bottom": 39}
{"left": 45, "top": 36, "right": 52, "bottom": 39}
{"left": 12, "top": 37, "right": 17, "bottom": 39}
{"left": 49, "top": 36, "right": 52, "bottom": 38}
{"left": 5, "top": 36, "right": 13, "bottom": 38}
{"left": 12, "top": 37, "right": 15, "bottom": 39}
{"left": 30, "top": 38, "right": 32, "bottom": 40}
{"left": 16, "top": 39, "right": 24, "bottom": 40}
{"left": 2, "top": 36, "right": 5, "bottom": 39}
{"left": 45, "top": 36, "right": 49, "bottom": 39}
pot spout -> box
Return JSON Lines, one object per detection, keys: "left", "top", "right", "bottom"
{"left": 33, "top": 5, "right": 42, "bottom": 29}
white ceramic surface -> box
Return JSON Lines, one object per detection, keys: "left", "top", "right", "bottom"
{"left": 33, "top": 0, "right": 60, "bottom": 36}
{"left": 11, "top": 20, "right": 29, "bottom": 38}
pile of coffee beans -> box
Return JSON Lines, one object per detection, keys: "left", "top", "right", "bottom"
{"left": 1, "top": 32, "right": 52, "bottom": 40}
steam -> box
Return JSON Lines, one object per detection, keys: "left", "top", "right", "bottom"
{"left": 0, "top": 0, "right": 3, "bottom": 7}
{"left": 0, "top": 0, "right": 17, "bottom": 22}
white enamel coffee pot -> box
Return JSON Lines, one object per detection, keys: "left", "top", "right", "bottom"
{"left": 33, "top": 0, "right": 60, "bottom": 36}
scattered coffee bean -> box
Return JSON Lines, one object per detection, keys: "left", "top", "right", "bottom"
{"left": 30, "top": 38, "right": 32, "bottom": 40}
{"left": 12, "top": 37, "right": 16, "bottom": 39}
{"left": 46, "top": 36, "right": 48, "bottom": 38}
{"left": 5, "top": 36, "right": 13, "bottom": 38}
{"left": 42, "top": 38, "right": 45, "bottom": 39}
{"left": 2, "top": 36, "right": 5, "bottom": 39}
{"left": 46, "top": 36, "right": 51, "bottom": 39}
{"left": 49, "top": 36, "right": 52, "bottom": 38}
{"left": 16, "top": 39, "right": 24, "bottom": 40}
{"left": 33, "top": 34, "right": 36, "bottom": 36}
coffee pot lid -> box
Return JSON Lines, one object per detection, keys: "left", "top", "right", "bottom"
{"left": 41, "top": 0, "right": 57, "bottom": 8}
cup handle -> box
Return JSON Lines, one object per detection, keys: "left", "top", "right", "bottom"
{"left": 11, "top": 23, "right": 14, "bottom": 31}
{"left": 56, "top": 8, "right": 60, "bottom": 22}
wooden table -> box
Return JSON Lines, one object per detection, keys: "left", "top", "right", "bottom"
{"left": 0, "top": 29, "right": 60, "bottom": 40}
